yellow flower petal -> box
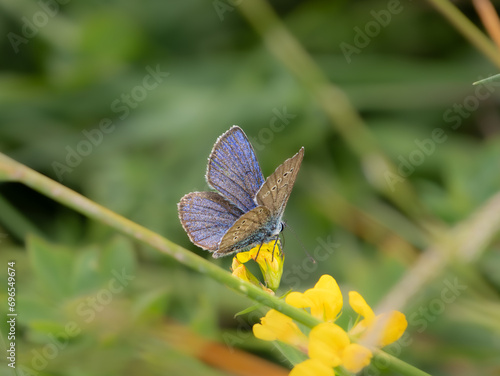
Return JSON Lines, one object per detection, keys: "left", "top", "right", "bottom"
{"left": 236, "top": 250, "right": 254, "bottom": 263}
{"left": 286, "top": 275, "right": 343, "bottom": 322}
{"left": 308, "top": 275, "right": 343, "bottom": 321}
{"left": 231, "top": 263, "right": 249, "bottom": 281}
{"left": 315, "top": 275, "right": 339, "bottom": 291}
{"left": 376, "top": 311, "right": 408, "bottom": 347}
{"left": 231, "top": 260, "right": 262, "bottom": 287}
{"left": 290, "top": 359, "right": 335, "bottom": 376}
{"left": 308, "top": 323, "right": 350, "bottom": 367}
{"left": 252, "top": 323, "right": 277, "bottom": 341}
{"left": 342, "top": 343, "right": 372, "bottom": 373}
{"left": 252, "top": 309, "right": 307, "bottom": 347}
{"left": 305, "top": 289, "right": 342, "bottom": 322}
{"left": 349, "top": 291, "right": 375, "bottom": 325}
{"left": 286, "top": 291, "right": 313, "bottom": 308}
{"left": 231, "top": 257, "right": 241, "bottom": 269}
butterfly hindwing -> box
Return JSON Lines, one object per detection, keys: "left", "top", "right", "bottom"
{"left": 178, "top": 191, "right": 244, "bottom": 252}
{"left": 215, "top": 206, "right": 272, "bottom": 258}
{"left": 206, "top": 126, "right": 265, "bottom": 213}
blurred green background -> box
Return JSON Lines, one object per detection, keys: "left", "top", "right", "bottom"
{"left": 1, "top": 0, "right": 500, "bottom": 375}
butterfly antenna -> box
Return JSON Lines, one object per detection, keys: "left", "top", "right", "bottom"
{"left": 283, "top": 222, "right": 316, "bottom": 263}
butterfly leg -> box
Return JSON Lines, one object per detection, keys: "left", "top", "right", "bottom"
{"left": 254, "top": 241, "right": 264, "bottom": 261}
{"left": 271, "top": 236, "right": 280, "bottom": 262}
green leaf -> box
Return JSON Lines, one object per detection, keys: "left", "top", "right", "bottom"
{"left": 273, "top": 341, "right": 308, "bottom": 367}
{"left": 100, "top": 236, "right": 137, "bottom": 283}
{"left": 132, "top": 288, "right": 170, "bottom": 323}
{"left": 27, "top": 235, "right": 74, "bottom": 300}
{"left": 72, "top": 245, "right": 105, "bottom": 294}
{"left": 234, "top": 303, "right": 263, "bottom": 317}
{"left": 29, "top": 319, "right": 68, "bottom": 336}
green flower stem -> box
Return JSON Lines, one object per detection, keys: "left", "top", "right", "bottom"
{"left": 0, "top": 152, "right": 428, "bottom": 376}
{"left": 237, "top": 0, "right": 436, "bottom": 230}
{"left": 374, "top": 350, "right": 432, "bottom": 376}
{"left": 428, "top": 0, "right": 500, "bottom": 69}
{"left": 0, "top": 152, "right": 318, "bottom": 329}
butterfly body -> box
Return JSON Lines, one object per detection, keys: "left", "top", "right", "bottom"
{"left": 178, "top": 126, "right": 303, "bottom": 258}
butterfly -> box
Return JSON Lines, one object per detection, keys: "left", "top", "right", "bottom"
{"left": 178, "top": 126, "right": 304, "bottom": 258}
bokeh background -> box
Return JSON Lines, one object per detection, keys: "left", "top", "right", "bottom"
{"left": 1, "top": 0, "right": 500, "bottom": 375}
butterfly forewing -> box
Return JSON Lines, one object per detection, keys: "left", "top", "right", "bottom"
{"left": 215, "top": 206, "right": 272, "bottom": 258}
{"left": 178, "top": 191, "right": 244, "bottom": 252}
{"left": 206, "top": 126, "right": 265, "bottom": 213}
{"left": 256, "top": 147, "right": 304, "bottom": 219}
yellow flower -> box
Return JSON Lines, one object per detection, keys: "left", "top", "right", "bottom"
{"left": 286, "top": 275, "right": 342, "bottom": 322}
{"left": 308, "top": 322, "right": 349, "bottom": 367}
{"left": 300, "top": 321, "right": 374, "bottom": 374}
{"left": 252, "top": 309, "right": 308, "bottom": 349}
{"left": 291, "top": 322, "right": 373, "bottom": 375}
{"left": 234, "top": 241, "right": 284, "bottom": 291}
{"left": 290, "top": 359, "right": 335, "bottom": 376}
{"left": 348, "top": 291, "right": 408, "bottom": 348}
{"left": 253, "top": 275, "right": 408, "bottom": 376}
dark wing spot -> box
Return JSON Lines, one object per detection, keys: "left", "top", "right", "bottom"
{"left": 283, "top": 172, "right": 289, "bottom": 177}
{"left": 271, "top": 186, "right": 276, "bottom": 191}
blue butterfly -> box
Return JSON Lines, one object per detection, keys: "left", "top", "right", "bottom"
{"left": 178, "top": 126, "right": 303, "bottom": 258}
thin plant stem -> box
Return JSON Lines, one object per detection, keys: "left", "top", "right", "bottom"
{"left": 376, "top": 191, "right": 500, "bottom": 314}
{"left": 373, "top": 350, "right": 432, "bottom": 376}
{"left": 473, "top": 73, "right": 500, "bottom": 85}
{"left": 428, "top": 0, "right": 500, "bottom": 69}
{"left": 472, "top": 0, "right": 500, "bottom": 50}
{"left": 0, "top": 152, "right": 429, "bottom": 376}
{"left": 0, "top": 152, "right": 318, "bottom": 328}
